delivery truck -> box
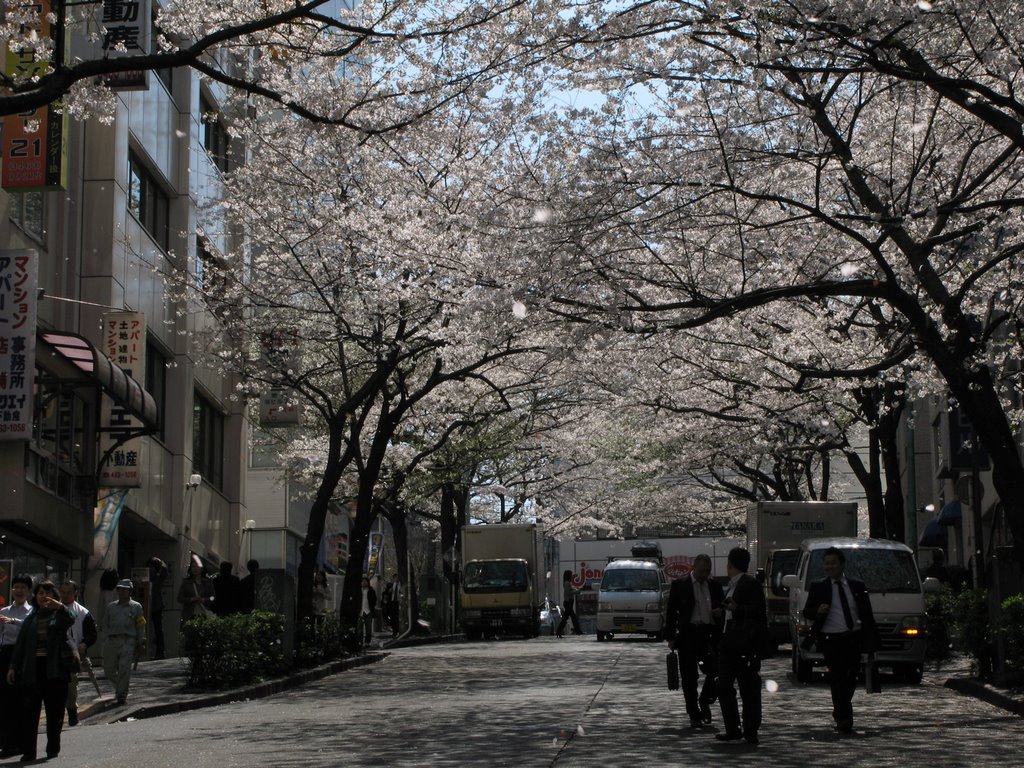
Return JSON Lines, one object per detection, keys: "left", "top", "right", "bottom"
{"left": 747, "top": 501, "right": 858, "bottom": 642}
{"left": 460, "top": 523, "right": 545, "bottom": 639}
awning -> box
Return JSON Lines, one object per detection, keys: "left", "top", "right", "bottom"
{"left": 37, "top": 331, "right": 159, "bottom": 428}
{"left": 937, "top": 500, "right": 962, "bottom": 526}
{"left": 919, "top": 519, "right": 947, "bottom": 548}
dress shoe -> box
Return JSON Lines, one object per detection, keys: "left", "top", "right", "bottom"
{"left": 744, "top": 731, "right": 759, "bottom": 744}
{"left": 20, "top": 755, "right": 36, "bottom": 763}
{"left": 836, "top": 718, "right": 854, "bottom": 734}
{"left": 690, "top": 718, "right": 710, "bottom": 729}
{"left": 0, "top": 749, "right": 20, "bottom": 758}
{"left": 715, "top": 730, "right": 744, "bottom": 742}
{"left": 699, "top": 704, "right": 713, "bottom": 724}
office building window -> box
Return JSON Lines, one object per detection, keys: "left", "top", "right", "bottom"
{"left": 128, "top": 150, "right": 170, "bottom": 251}
{"left": 8, "top": 191, "right": 44, "bottom": 241}
{"left": 200, "top": 93, "right": 231, "bottom": 174}
{"left": 146, "top": 341, "right": 168, "bottom": 440}
{"left": 193, "top": 390, "right": 224, "bottom": 491}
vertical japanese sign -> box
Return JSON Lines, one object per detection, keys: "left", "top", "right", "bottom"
{"left": 98, "top": 312, "right": 146, "bottom": 487}
{"left": 98, "top": 0, "right": 152, "bottom": 90}
{"left": 366, "top": 532, "right": 384, "bottom": 578}
{"left": 0, "top": 250, "right": 37, "bottom": 440}
{"left": 2, "top": 0, "right": 69, "bottom": 191}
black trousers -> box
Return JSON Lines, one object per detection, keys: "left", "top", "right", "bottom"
{"left": 557, "top": 601, "right": 581, "bottom": 635}
{"left": 679, "top": 626, "right": 718, "bottom": 721}
{"left": 21, "top": 658, "right": 69, "bottom": 758}
{"left": 717, "top": 650, "right": 761, "bottom": 736}
{"left": 151, "top": 609, "right": 165, "bottom": 659}
{"left": 820, "top": 630, "right": 863, "bottom": 725}
{"left": 0, "top": 645, "right": 20, "bottom": 752}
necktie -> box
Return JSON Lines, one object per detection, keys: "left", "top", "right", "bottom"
{"left": 835, "top": 580, "right": 854, "bottom": 630}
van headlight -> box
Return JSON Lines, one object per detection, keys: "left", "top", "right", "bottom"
{"left": 645, "top": 602, "right": 661, "bottom": 613}
{"left": 899, "top": 616, "right": 922, "bottom": 636}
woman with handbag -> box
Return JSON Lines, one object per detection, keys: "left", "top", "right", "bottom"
{"left": 178, "top": 562, "right": 216, "bottom": 623}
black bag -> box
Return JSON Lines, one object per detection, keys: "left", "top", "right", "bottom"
{"left": 666, "top": 651, "right": 680, "bottom": 691}
{"left": 864, "top": 654, "right": 882, "bottom": 694}
{"left": 800, "top": 633, "right": 817, "bottom": 652}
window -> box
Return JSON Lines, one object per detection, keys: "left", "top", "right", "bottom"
{"left": 200, "top": 93, "right": 231, "bottom": 173}
{"left": 28, "top": 368, "right": 91, "bottom": 507}
{"left": 128, "top": 151, "right": 170, "bottom": 250}
{"left": 145, "top": 340, "right": 168, "bottom": 440}
{"left": 8, "top": 191, "right": 44, "bottom": 241}
{"left": 193, "top": 390, "right": 224, "bottom": 491}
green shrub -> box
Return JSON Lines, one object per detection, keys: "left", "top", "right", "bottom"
{"left": 998, "top": 594, "right": 1024, "bottom": 681}
{"left": 180, "top": 611, "right": 287, "bottom": 689}
{"left": 944, "top": 588, "right": 992, "bottom": 672}
{"left": 294, "top": 613, "right": 352, "bottom": 667}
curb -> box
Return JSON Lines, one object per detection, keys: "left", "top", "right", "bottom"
{"left": 82, "top": 653, "right": 387, "bottom": 724}
{"left": 945, "top": 677, "right": 1024, "bottom": 717}
{"left": 386, "top": 633, "right": 464, "bottom": 650}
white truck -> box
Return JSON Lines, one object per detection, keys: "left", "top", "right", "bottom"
{"left": 747, "top": 501, "right": 859, "bottom": 642}
{"left": 558, "top": 536, "right": 745, "bottom": 633}
{"left": 460, "top": 523, "right": 545, "bottom": 639}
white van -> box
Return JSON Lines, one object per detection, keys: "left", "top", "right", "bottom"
{"left": 595, "top": 559, "right": 667, "bottom": 641}
{"left": 782, "top": 538, "right": 941, "bottom": 684}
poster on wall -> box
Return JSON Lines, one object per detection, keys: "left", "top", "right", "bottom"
{"left": 0, "top": 250, "right": 37, "bottom": 440}
{"left": 98, "top": 312, "right": 146, "bottom": 487}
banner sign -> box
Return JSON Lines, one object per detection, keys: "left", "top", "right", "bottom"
{"left": 0, "top": 250, "right": 37, "bottom": 440}
{"left": 98, "top": 312, "right": 146, "bottom": 486}
{"left": 367, "top": 532, "right": 384, "bottom": 578}
{"left": 89, "top": 489, "right": 129, "bottom": 570}
{"left": 98, "top": 0, "right": 152, "bottom": 90}
{"left": 2, "top": 0, "right": 69, "bottom": 191}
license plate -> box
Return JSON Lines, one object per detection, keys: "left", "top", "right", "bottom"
{"left": 490, "top": 620, "right": 503, "bottom": 627}
{"left": 620, "top": 623, "right": 637, "bottom": 632}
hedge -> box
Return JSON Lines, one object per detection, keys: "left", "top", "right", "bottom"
{"left": 180, "top": 611, "right": 287, "bottom": 689}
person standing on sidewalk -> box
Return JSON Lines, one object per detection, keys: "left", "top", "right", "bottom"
{"left": 148, "top": 557, "right": 169, "bottom": 659}
{"left": 59, "top": 580, "right": 97, "bottom": 726}
{"left": 715, "top": 547, "right": 767, "bottom": 745}
{"left": 102, "top": 579, "right": 146, "bottom": 705}
{"left": 556, "top": 570, "right": 582, "bottom": 637}
{"left": 358, "top": 577, "right": 377, "bottom": 647}
{"left": 665, "top": 554, "right": 725, "bottom": 728}
{"left": 7, "top": 580, "right": 74, "bottom": 761}
{"left": 802, "top": 546, "right": 879, "bottom": 735}
{"left": 178, "top": 562, "right": 215, "bottom": 623}
{"left": 381, "top": 573, "right": 401, "bottom": 638}
{"left": 0, "top": 575, "right": 33, "bottom": 757}
{"left": 213, "top": 561, "right": 241, "bottom": 616}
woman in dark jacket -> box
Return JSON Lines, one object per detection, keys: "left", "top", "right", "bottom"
{"left": 557, "top": 570, "right": 582, "bottom": 637}
{"left": 6, "top": 580, "right": 74, "bottom": 761}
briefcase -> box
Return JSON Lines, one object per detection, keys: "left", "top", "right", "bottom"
{"left": 863, "top": 654, "right": 882, "bottom": 694}
{"left": 666, "top": 651, "right": 680, "bottom": 691}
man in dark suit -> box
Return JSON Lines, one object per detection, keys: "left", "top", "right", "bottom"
{"left": 802, "top": 546, "right": 879, "bottom": 734}
{"left": 665, "top": 554, "right": 725, "bottom": 729}
{"left": 715, "top": 547, "right": 768, "bottom": 745}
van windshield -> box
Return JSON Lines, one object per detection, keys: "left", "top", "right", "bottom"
{"left": 600, "top": 569, "right": 661, "bottom": 592}
{"left": 464, "top": 561, "right": 528, "bottom": 593}
{"left": 806, "top": 548, "right": 921, "bottom": 593}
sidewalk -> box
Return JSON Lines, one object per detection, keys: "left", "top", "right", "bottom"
{"left": 70, "top": 628, "right": 462, "bottom": 726}
{"left": 940, "top": 654, "right": 1024, "bottom": 717}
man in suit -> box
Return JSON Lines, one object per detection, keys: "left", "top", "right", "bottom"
{"left": 715, "top": 547, "right": 768, "bottom": 745}
{"left": 665, "top": 554, "right": 725, "bottom": 729}
{"left": 802, "top": 546, "right": 879, "bottom": 734}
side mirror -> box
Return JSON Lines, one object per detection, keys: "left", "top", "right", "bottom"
{"left": 756, "top": 567, "right": 766, "bottom": 584}
{"left": 922, "top": 576, "right": 942, "bottom": 593}
{"left": 782, "top": 574, "right": 800, "bottom": 590}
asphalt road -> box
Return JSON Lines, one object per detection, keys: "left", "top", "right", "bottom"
{"left": 31, "top": 637, "right": 1022, "bottom": 768}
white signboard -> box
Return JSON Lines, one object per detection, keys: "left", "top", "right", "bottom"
{"left": 0, "top": 250, "right": 37, "bottom": 440}
{"left": 98, "top": 0, "right": 153, "bottom": 90}
{"left": 99, "top": 311, "right": 146, "bottom": 486}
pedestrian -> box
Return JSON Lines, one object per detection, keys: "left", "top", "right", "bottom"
{"left": 7, "top": 580, "right": 74, "bottom": 761}
{"left": 381, "top": 572, "right": 401, "bottom": 638}
{"left": 802, "top": 546, "right": 879, "bottom": 735}
{"left": 212, "top": 561, "right": 241, "bottom": 616}
{"left": 312, "top": 570, "right": 329, "bottom": 627}
{"left": 178, "top": 562, "right": 216, "bottom": 623}
{"left": 0, "top": 575, "right": 33, "bottom": 757}
{"left": 97, "top": 567, "right": 119, "bottom": 629}
{"left": 59, "top": 580, "right": 97, "bottom": 727}
{"left": 102, "top": 579, "right": 146, "bottom": 706}
{"left": 924, "top": 550, "right": 951, "bottom": 585}
{"left": 715, "top": 547, "right": 768, "bottom": 745}
{"left": 665, "top": 554, "right": 725, "bottom": 728}
{"left": 239, "top": 559, "right": 259, "bottom": 613}
{"left": 148, "top": 557, "right": 169, "bottom": 659}
{"left": 556, "top": 569, "right": 582, "bottom": 637}
{"left": 358, "top": 576, "right": 377, "bottom": 647}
